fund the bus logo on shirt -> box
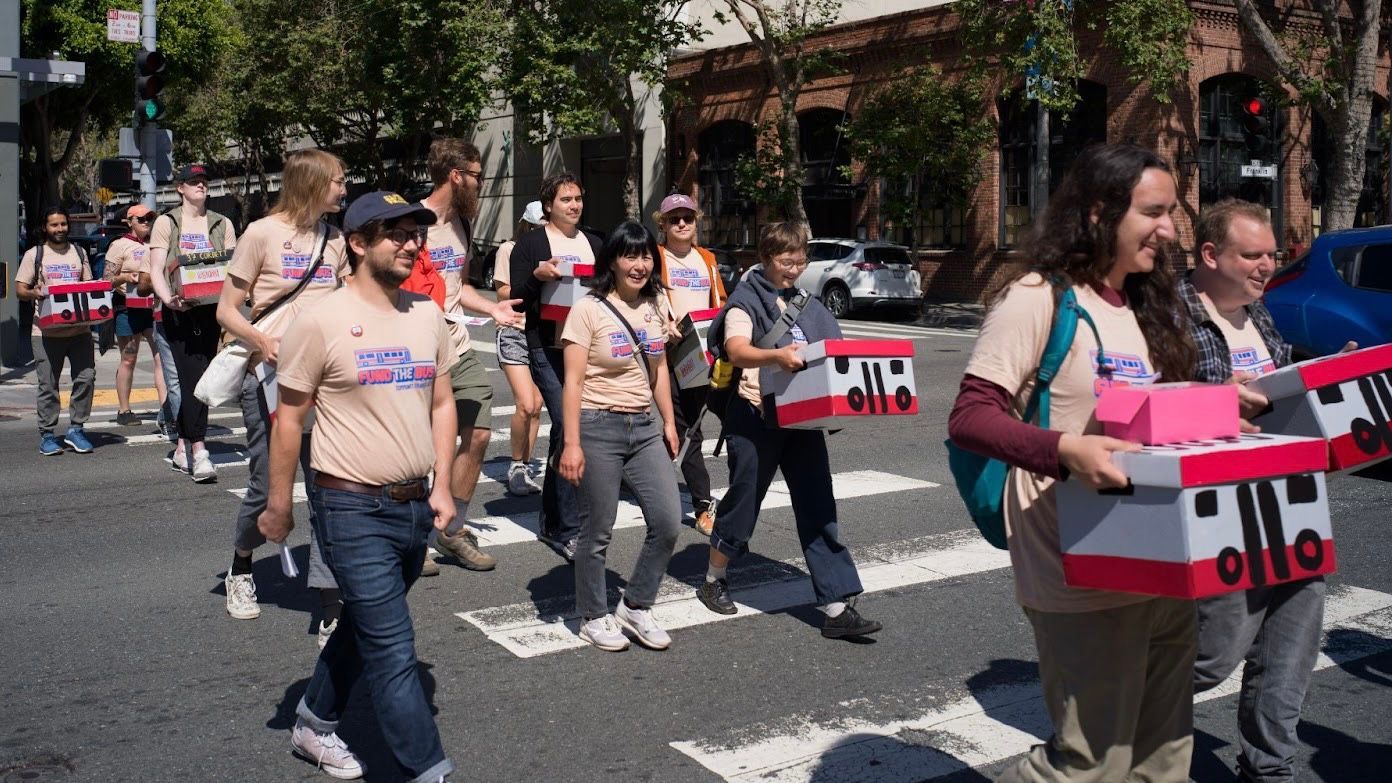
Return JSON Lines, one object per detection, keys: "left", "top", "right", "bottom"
{"left": 429, "top": 245, "right": 466, "bottom": 274}
{"left": 355, "top": 346, "right": 436, "bottom": 390}
{"left": 1231, "top": 346, "right": 1276, "bottom": 377}
{"left": 281, "top": 252, "right": 335, "bottom": 283}
{"left": 668, "top": 268, "right": 710, "bottom": 291}
{"left": 43, "top": 263, "right": 79, "bottom": 283}
{"left": 178, "top": 233, "right": 213, "bottom": 252}
{"left": 1091, "top": 350, "right": 1158, "bottom": 396}
{"left": 608, "top": 329, "right": 665, "bottom": 359}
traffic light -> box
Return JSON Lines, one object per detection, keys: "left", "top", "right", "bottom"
{"left": 98, "top": 159, "right": 136, "bottom": 192}
{"left": 134, "top": 48, "right": 167, "bottom": 124}
{"left": 1240, "top": 96, "right": 1272, "bottom": 160}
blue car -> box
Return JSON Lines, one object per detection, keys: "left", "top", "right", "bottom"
{"left": 1263, "top": 226, "right": 1392, "bottom": 357}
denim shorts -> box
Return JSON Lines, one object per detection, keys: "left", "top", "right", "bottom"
{"left": 495, "top": 327, "right": 529, "bottom": 366}
{"left": 115, "top": 307, "right": 155, "bottom": 337}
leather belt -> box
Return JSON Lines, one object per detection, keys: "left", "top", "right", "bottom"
{"left": 314, "top": 473, "right": 429, "bottom": 502}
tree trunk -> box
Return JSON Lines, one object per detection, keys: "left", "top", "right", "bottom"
{"left": 620, "top": 85, "right": 642, "bottom": 221}
{"left": 779, "top": 95, "right": 809, "bottom": 232}
{"left": 1321, "top": 94, "right": 1373, "bottom": 232}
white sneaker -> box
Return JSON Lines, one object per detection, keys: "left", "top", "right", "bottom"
{"left": 506, "top": 462, "right": 540, "bottom": 495}
{"left": 615, "top": 601, "right": 672, "bottom": 650}
{"left": 317, "top": 618, "right": 338, "bottom": 650}
{"left": 225, "top": 573, "right": 261, "bottom": 619}
{"left": 291, "top": 718, "right": 365, "bottom": 779}
{"left": 191, "top": 449, "right": 217, "bottom": 483}
{"left": 170, "top": 446, "right": 189, "bottom": 473}
{"left": 578, "top": 614, "right": 630, "bottom": 652}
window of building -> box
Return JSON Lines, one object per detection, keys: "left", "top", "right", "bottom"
{"left": 1311, "top": 97, "right": 1387, "bottom": 235}
{"left": 800, "top": 108, "right": 855, "bottom": 239}
{"left": 879, "top": 176, "right": 967, "bottom": 249}
{"left": 697, "top": 120, "right": 756, "bottom": 247}
{"left": 997, "top": 80, "right": 1107, "bottom": 247}
{"left": 1199, "top": 74, "right": 1283, "bottom": 240}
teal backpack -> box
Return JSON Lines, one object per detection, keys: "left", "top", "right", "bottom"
{"left": 945, "top": 283, "right": 1104, "bottom": 549}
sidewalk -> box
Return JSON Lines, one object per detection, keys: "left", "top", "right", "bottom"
{"left": 0, "top": 333, "right": 162, "bottom": 416}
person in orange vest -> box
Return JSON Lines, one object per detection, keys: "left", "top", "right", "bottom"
{"left": 654, "top": 193, "right": 727, "bottom": 535}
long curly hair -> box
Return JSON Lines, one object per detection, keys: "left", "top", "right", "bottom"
{"left": 985, "top": 143, "right": 1196, "bottom": 383}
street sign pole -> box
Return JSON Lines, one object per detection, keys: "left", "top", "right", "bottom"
{"left": 1, "top": 0, "right": 23, "bottom": 365}
{"left": 138, "top": 0, "right": 158, "bottom": 210}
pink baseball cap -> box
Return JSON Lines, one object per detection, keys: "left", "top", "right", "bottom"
{"left": 659, "top": 193, "right": 698, "bottom": 214}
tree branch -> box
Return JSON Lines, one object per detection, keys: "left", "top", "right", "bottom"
{"left": 1315, "top": 0, "right": 1344, "bottom": 55}
{"left": 1230, "top": 0, "right": 1315, "bottom": 95}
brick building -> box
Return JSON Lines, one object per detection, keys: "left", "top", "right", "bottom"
{"left": 666, "top": 1, "right": 1392, "bottom": 301}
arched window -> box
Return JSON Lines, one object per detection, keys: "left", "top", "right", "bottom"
{"left": 997, "top": 80, "right": 1107, "bottom": 246}
{"left": 1198, "top": 74, "right": 1282, "bottom": 238}
{"left": 697, "top": 120, "right": 756, "bottom": 247}
{"left": 800, "top": 108, "right": 855, "bottom": 238}
{"left": 1312, "top": 96, "right": 1388, "bottom": 234}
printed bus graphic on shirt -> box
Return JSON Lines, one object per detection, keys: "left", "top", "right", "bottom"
{"left": 354, "top": 346, "right": 436, "bottom": 390}
{"left": 43, "top": 263, "right": 80, "bottom": 283}
{"left": 178, "top": 233, "right": 214, "bottom": 253}
{"left": 1092, "top": 350, "right": 1159, "bottom": 396}
{"left": 281, "top": 252, "right": 336, "bottom": 283}
{"left": 1231, "top": 346, "right": 1276, "bottom": 377}
{"left": 429, "top": 244, "right": 466, "bottom": 274}
{"left": 668, "top": 268, "right": 711, "bottom": 291}
{"left": 607, "top": 329, "right": 665, "bottom": 360}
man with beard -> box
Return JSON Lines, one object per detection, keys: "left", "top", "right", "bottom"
{"left": 261, "top": 191, "right": 458, "bottom": 782}
{"left": 414, "top": 138, "right": 520, "bottom": 573}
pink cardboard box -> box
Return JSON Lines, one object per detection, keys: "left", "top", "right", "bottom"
{"left": 760, "top": 339, "right": 918, "bottom": 430}
{"left": 1096, "top": 382, "right": 1239, "bottom": 445}
{"left": 538, "top": 256, "right": 595, "bottom": 322}
{"left": 1056, "top": 433, "right": 1334, "bottom": 598}
{"left": 37, "top": 281, "right": 114, "bottom": 331}
{"left": 1246, "top": 343, "right": 1392, "bottom": 471}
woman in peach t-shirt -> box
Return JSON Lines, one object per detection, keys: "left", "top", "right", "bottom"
{"left": 557, "top": 220, "right": 682, "bottom": 653}
{"left": 948, "top": 144, "right": 1199, "bottom": 783}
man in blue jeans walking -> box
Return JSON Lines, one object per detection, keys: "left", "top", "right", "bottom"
{"left": 259, "top": 191, "right": 459, "bottom": 782}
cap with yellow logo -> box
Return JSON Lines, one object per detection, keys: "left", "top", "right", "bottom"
{"left": 344, "top": 190, "right": 438, "bottom": 233}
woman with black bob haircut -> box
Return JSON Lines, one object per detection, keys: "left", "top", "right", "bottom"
{"left": 557, "top": 219, "right": 683, "bottom": 652}
{"left": 948, "top": 143, "right": 1198, "bottom": 782}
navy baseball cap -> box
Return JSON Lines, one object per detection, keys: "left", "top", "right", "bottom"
{"left": 175, "top": 164, "right": 209, "bottom": 183}
{"left": 343, "top": 191, "right": 438, "bottom": 233}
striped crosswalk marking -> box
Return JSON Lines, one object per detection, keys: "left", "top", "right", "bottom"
{"left": 669, "top": 584, "right": 1392, "bottom": 783}
{"left": 458, "top": 528, "right": 996, "bottom": 659}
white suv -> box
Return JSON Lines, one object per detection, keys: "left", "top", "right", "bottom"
{"left": 797, "top": 239, "right": 923, "bottom": 318}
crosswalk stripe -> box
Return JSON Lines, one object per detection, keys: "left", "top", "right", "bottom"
{"left": 125, "top": 424, "right": 246, "bottom": 446}
{"left": 468, "top": 469, "right": 938, "bottom": 549}
{"left": 83, "top": 410, "right": 240, "bottom": 431}
{"left": 669, "top": 584, "right": 1392, "bottom": 783}
{"left": 457, "top": 528, "right": 998, "bottom": 659}
{"left": 839, "top": 323, "right": 977, "bottom": 340}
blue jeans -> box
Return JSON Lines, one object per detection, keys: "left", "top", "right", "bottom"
{"left": 711, "top": 398, "right": 863, "bottom": 606}
{"left": 1193, "top": 578, "right": 1326, "bottom": 783}
{"left": 298, "top": 485, "right": 452, "bottom": 783}
{"left": 575, "top": 409, "right": 681, "bottom": 619}
{"left": 153, "top": 321, "right": 180, "bottom": 428}
{"left": 529, "top": 346, "right": 580, "bottom": 543}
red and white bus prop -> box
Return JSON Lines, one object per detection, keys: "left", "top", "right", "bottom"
{"left": 671, "top": 308, "right": 721, "bottom": 390}
{"left": 760, "top": 338, "right": 918, "bottom": 430}
{"left": 172, "top": 260, "right": 230, "bottom": 305}
{"left": 539, "top": 257, "right": 595, "bottom": 322}
{"left": 1247, "top": 343, "right": 1392, "bottom": 472}
{"left": 38, "top": 281, "right": 114, "bottom": 331}
{"left": 1057, "top": 433, "right": 1335, "bottom": 598}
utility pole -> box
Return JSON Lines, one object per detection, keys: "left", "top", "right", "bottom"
{"left": 139, "top": 0, "right": 158, "bottom": 210}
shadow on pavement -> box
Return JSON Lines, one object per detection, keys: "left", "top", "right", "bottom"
{"left": 1330, "top": 634, "right": 1392, "bottom": 687}
{"left": 209, "top": 544, "right": 318, "bottom": 621}
{"left": 1301, "top": 719, "right": 1392, "bottom": 781}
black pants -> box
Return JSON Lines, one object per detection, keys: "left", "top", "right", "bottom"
{"left": 162, "top": 304, "right": 220, "bottom": 442}
{"left": 669, "top": 367, "right": 713, "bottom": 513}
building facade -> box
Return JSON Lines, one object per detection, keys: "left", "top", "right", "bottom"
{"left": 666, "top": 1, "right": 1392, "bottom": 300}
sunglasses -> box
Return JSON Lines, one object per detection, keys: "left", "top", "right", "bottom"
{"left": 131, "top": 215, "right": 154, "bottom": 225}
{"left": 666, "top": 213, "right": 697, "bottom": 225}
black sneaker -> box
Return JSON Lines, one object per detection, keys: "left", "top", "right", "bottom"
{"left": 116, "top": 409, "right": 141, "bottom": 426}
{"left": 696, "top": 578, "right": 737, "bottom": 615}
{"left": 821, "top": 602, "right": 882, "bottom": 639}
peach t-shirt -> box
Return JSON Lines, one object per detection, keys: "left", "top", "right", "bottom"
{"left": 16, "top": 244, "right": 93, "bottom": 337}
{"left": 1200, "top": 292, "right": 1276, "bottom": 377}
{"left": 964, "top": 273, "right": 1161, "bottom": 613}
{"left": 663, "top": 247, "right": 715, "bottom": 320}
{"left": 420, "top": 203, "right": 473, "bottom": 357}
{"left": 226, "top": 216, "right": 349, "bottom": 337}
{"left": 492, "top": 240, "right": 526, "bottom": 330}
{"left": 103, "top": 237, "right": 146, "bottom": 296}
{"left": 724, "top": 299, "right": 809, "bottom": 408}
{"left": 147, "top": 209, "right": 238, "bottom": 270}
{"left": 560, "top": 293, "right": 671, "bottom": 411}
{"left": 277, "top": 286, "right": 457, "bottom": 486}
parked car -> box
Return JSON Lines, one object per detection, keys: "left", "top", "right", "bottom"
{"left": 796, "top": 239, "right": 922, "bottom": 318}
{"left": 706, "top": 245, "right": 743, "bottom": 293}
{"left": 1264, "top": 226, "right": 1392, "bottom": 357}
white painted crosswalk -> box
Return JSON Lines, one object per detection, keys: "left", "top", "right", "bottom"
{"left": 669, "top": 585, "right": 1392, "bottom": 783}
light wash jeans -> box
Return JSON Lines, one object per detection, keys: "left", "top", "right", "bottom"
{"left": 1193, "top": 577, "right": 1326, "bottom": 783}
{"left": 152, "top": 321, "right": 180, "bottom": 427}
{"left": 574, "top": 409, "right": 681, "bottom": 619}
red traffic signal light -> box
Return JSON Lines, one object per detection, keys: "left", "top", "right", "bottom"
{"left": 1244, "top": 97, "right": 1266, "bottom": 117}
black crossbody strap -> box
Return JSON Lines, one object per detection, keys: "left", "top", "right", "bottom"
{"left": 755, "top": 288, "right": 812, "bottom": 349}
{"left": 596, "top": 296, "right": 657, "bottom": 393}
{"left": 250, "top": 223, "right": 329, "bottom": 326}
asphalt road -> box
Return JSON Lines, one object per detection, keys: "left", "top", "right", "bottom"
{"left": 1, "top": 316, "right": 1390, "bottom": 783}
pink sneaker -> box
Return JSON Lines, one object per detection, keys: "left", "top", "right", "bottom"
{"left": 291, "top": 719, "right": 365, "bottom": 779}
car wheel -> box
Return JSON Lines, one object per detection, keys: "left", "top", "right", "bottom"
{"left": 822, "top": 282, "right": 852, "bottom": 318}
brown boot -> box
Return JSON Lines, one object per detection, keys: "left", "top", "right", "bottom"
{"left": 436, "top": 528, "right": 497, "bottom": 571}
{"left": 421, "top": 550, "right": 441, "bottom": 577}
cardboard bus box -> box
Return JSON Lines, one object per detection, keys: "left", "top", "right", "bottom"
{"left": 760, "top": 338, "right": 918, "bottom": 430}
{"left": 172, "top": 263, "right": 229, "bottom": 305}
{"left": 38, "top": 281, "right": 114, "bottom": 331}
{"left": 1057, "top": 433, "right": 1334, "bottom": 598}
{"left": 538, "top": 257, "right": 595, "bottom": 322}
{"left": 671, "top": 308, "right": 721, "bottom": 390}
